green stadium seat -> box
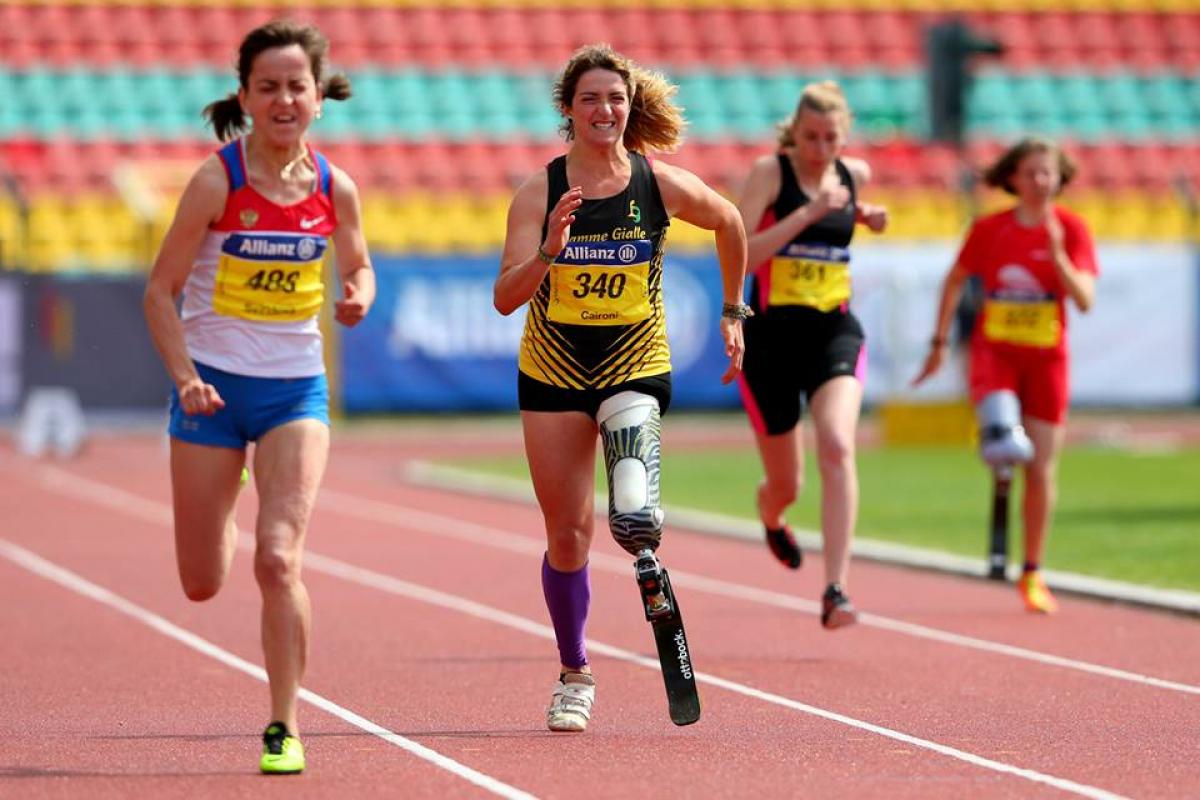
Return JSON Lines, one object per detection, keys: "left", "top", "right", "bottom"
{"left": 716, "top": 73, "right": 769, "bottom": 137}
{"left": 967, "top": 72, "right": 1015, "bottom": 123}
{"left": 1140, "top": 75, "right": 1189, "bottom": 125}
{"left": 675, "top": 74, "right": 724, "bottom": 138}
{"left": 1055, "top": 74, "right": 1103, "bottom": 119}
{"left": 1108, "top": 110, "right": 1153, "bottom": 140}
{"left": 762, "top": 74, "right": 805, "bottom": 121}
{"left": 847, "top": 72, "right": 901, "bottom": 139}
{"left": 890, "top": 76, "right": 926, "bottom": 131}
{"left": 1098, "top": 72, "right": 1142, "bottom": 117}
{"left": 1012, "top": 73, "right": 1060, "bottom": 118}
{"left": 1070, "top": 111, "right": 1112, "bottom": 143}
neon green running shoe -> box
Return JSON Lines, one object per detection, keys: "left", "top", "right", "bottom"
{"left": 260, "top": 721, "right": 305, "bottom": 774}
{"left": 240, "top": 466, "right": 250, "bottom": 486}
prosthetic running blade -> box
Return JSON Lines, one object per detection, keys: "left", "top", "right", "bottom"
{"left": 636, "top": 554, "right": 700, "bottom": 726}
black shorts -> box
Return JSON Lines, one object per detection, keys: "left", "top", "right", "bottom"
{"left": 518, "top": 371, "right": 672, "bottom": 419}
{"left": 739, "top": 310, "right": 865, "bottom": 436}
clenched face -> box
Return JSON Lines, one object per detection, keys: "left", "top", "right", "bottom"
{"left": 239, "top": 44, "right": 321, "bottom": 149}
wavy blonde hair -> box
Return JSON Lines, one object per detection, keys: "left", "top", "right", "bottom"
{"left": 552, "top": 43, "right": 686, "bottom": 154}
{"left": 776, "top": 80, "right": 853, "bottom": 148}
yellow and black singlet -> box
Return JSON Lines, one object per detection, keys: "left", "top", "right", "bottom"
{"left": 518, "top": 153, "right": 671, "bottom": 390}
{"left": 750, "top": 156, "right": 857, "bottom": 317}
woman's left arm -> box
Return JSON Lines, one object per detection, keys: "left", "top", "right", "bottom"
{"left": 654, "top": 160, "right": 749, "bottom": 383}
{"left": 1046, "top": 212, "right": 1096, "bottom": 312}
{"left": 330, "top": 166, "right": 376, "bottom": 327}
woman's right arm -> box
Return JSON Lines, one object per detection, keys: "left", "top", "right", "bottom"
{"left": 142, "top": 156, "right": 228, "bottom": 413}
{"left": 911, "top": 261, "right": 971, "bottom": 386}
{"left": 737, "top": 155, "right": 849, "bottom": 267}
{"left": 493, "top": 171, "right": 582, "bottom": 316}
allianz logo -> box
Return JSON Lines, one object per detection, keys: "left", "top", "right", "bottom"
{"left": 235, "top": 236, "right": 321, "bottom": 260}
{"left": 561, "top": 243, "right": 640, "bottom": 263}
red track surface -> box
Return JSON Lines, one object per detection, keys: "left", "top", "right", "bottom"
{"left": 2, "top": 431, "right": 1198, "bottom": 799}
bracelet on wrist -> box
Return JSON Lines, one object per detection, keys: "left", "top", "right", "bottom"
{"left": 930, "top": 335, "right": 948, "bottom": 348}
{"left": 721, "top": 302, "right": 754, "bottom": 321}
{"left": 535, "top": 245, "right": 555, "bottom": 265}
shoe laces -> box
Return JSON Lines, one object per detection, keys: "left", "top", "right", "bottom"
{"left": 551, "top": 674, "right": 595, "bottom": 713}
{"left": 263, "top": 722, "right": 291, "bottom": 756}
{"left": 823, "top": 583, "right": 849, "bottom": 605}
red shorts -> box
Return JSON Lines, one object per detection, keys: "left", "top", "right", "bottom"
{"left": 968, "top": 342, "right": 1069, "bottom": 425}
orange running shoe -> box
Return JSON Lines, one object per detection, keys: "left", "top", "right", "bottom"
{"left": 1018, "top": 571, "right": 1058, "bottom": 614}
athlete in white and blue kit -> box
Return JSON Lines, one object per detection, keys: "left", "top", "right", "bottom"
{"left": 142, "top": 21, "right": 374, "bottom": 773}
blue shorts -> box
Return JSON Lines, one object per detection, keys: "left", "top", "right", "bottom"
{"left": 168, "top": 362, "right": 330, "bottom": 450}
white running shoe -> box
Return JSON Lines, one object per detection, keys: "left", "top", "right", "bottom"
{"left": 546, "top": 671, "right": 595, "bottom": 732}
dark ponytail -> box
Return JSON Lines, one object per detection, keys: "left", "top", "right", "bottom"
{"left": 323, "top": 73, "right": 352, "bottom": 102}
{"left": 203, "top": 93, "right": 247, "bottom": 142}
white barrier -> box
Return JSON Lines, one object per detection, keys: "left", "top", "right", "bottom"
{"left": 15, "top": 387, "right": 88, "bottom": 459}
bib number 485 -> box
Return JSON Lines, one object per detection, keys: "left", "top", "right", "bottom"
{"left": 245, "top": 269, "right": 300, "bottom": 294}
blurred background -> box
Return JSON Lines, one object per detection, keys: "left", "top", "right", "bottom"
{"left": 0, "top": 0, "right": 1197, "bottom": 424}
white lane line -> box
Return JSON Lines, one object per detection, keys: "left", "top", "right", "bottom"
{"left": 316, "top": 487, "right": 1200, "bottom": 698}
{"left": 29, "top": 462, "right": 1200, "bottom": 697}
{"left": 405, "top": 461, "right": 1200, "bottom": 616}
{"left": 0, "top": 541, "right": 538, "bottom": 800}
{"left": 295, "top": 545, "right": 1128, "bottom": 800}
{"left": 22, "top": 465, "right": 1131, "bottom": 798}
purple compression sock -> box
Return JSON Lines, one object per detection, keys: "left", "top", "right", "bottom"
{"left": 541, "top": 554, "right": 591, "bottom": 669}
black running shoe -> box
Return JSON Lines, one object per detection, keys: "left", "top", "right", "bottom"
{"left": 821, "top": 583, "right": 858, "bottom": 630}
{"left": 765, "top": 526, "right": 803, "bottom": 569}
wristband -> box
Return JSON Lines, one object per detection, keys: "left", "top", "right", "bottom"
{"left": 536, "top": 246, "right": 555, "bottom": 265}
{"left": 721, "top": 302, "right": 754, "bottom": 321}
{"left": 931, "top": 335, "right": 948, "bottom": 348}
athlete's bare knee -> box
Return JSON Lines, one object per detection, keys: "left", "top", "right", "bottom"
{"left": 546, "top": 524, "right": 590, "bottom": 569}
{"left": 1024, "top": 461, "right": 1054, "bottom": 487}
{"left": 762, "top": 477, "right": 800, "bottom": 507}
{"left": 254, "top": 545, "right": 302, "bottom": 594}
{"left": 816, "top": 437, "right": 854, "bottom": 475}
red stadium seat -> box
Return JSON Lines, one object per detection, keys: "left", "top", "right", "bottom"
{"left": 1083, "top": 142, "right": 1134, "bottom": 190}
{"left": 776, "top": 12, "right": 831, "bottom": 68}
{"left": 651, "top": 9, "right": 701, "bottom": 69}
{"left": 358, "top": 6, "right": 401, "bottom": 49}
{"left": 3, "top": 40, "right": 39, "bottom": 70}
{"left": 1127, "top": 142, "right": 1174, "bottom": 191}
{"left": 609, "top": 8, "right": 654, "bottom": 52}
{"left": 29, "top": 3, "right": 72, "bottom": 47}
{"left": 864, "top": 10, "right": 915, "bottom": 51}
{"left": 0, "top": 4, "right": 30, "bottom": 50}
{"left": 190, "top": 6, "right": 237, "bottom": 51}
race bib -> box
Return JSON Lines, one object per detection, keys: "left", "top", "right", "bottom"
{"left": 982, "top": 298, "right": 1062, "bottom": 348}
{"left": 767, "top": 244, "right": 851, "bottom": 311}
{"left": 548, "top": 240, "right": 653, "bottom": 326}
{"left": 213, "top": 233, "right": 327, "bottom": 322}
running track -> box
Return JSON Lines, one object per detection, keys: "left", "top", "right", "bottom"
{"left": 1, "top": 430, "right": 1197, "bottom": 799}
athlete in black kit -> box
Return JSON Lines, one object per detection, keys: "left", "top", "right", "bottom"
{"left": 735, "top": 81, "right": 888, "bottom": 629}
{"left": 493, "top": 44, "right": 749, "bottom": 730}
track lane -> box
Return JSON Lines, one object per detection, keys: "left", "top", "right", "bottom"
{"left": 0, "top": 461, "right": 539, "bottom": 799}
{"left": 6, "top": 437, "right": 1197, "bottom": 798}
